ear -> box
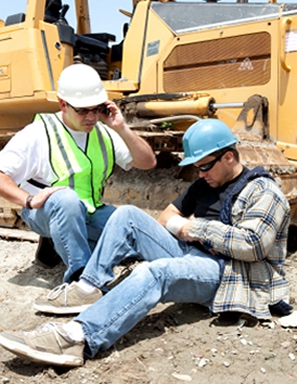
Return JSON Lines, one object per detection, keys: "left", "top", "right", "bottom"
{"left": 224, "top": 151, "right": 234, "bottom": 164}
{"left": 59, "top": 98, "right": 67, "bottom": 112}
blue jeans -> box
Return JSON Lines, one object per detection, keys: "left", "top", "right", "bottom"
{"left": 21, "top": 189, "right": 116, "bottom": 282}
{"left": 75, "top": 205, "right": 222, "bottom": 358}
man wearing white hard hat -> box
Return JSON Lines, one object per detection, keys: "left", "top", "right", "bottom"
{"left": 0, "top": 118, "right": 291, "bottom": 367}
{"left": 0, "top": 63, "right": 156, "bottom": 291}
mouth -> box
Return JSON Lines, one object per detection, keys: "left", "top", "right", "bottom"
{"left": 84, "top": 121, "right": 96, "bottom": 127}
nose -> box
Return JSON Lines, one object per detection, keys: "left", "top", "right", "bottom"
{"left": 85, "top": 110, "right": 98, "bottom": 118}
{"left": 198, "top": 169, "right": 207, "bottom": 177}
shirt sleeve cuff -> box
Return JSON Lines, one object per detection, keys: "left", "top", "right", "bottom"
{"left": 189, "top": 217, "right": 208, "bottom": 239}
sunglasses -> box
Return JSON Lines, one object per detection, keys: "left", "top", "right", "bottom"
{"left": 194, "top": 149, "right": 229, "bottom": 172}
{"left": 66, "top": 102, "right": 109, "bottom": 116}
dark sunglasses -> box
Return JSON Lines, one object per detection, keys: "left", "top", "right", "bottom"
{"left": 194, "top": 149, "right": 229, "bottom": 172}
{"left": 66, "top": 102, "right": 109, "bottom": 116}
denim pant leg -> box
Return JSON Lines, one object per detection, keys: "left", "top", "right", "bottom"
{"left": 82, "top": 205, "right": 185, "bottom": 288}
{"left": 21, "top": 189, "right": 92, "bottom": 282}
{"left": 86, "top": 204, "right": 117, "bottom": 252}
{"left": 76, "top": 251, "right": 221, "bottom": 358}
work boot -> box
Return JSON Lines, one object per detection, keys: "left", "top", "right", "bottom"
{"left": 35, "top": 236, "right": 62, "bottom": 269}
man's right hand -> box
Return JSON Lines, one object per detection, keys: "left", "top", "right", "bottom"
{"left": 27, "top": 186, "right": 68, "bottom": 209}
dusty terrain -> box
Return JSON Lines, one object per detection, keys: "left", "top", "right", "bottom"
{"left": 0, "top": 233, "right": 297, "bottom": 384}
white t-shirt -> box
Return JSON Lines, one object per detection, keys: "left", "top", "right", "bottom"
{"left": 0, "top": 112, "right": 133, "bottom": 194}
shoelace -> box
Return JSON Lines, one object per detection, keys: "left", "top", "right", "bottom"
{"left": 47, "top": 283, "right": 70, "bottom": 304}
{"left": 24, "top": 322, "right": 70, "bottom": 350}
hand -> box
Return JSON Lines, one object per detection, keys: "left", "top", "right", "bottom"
{"left": 178, "top": 222, "right": 219, "bottom": 255}
{"left": 28, "top": 186, "right": 67, "bottom": 209}
{"left": 98, "top": 100, "right": 156, "bottom": 170}
{"left": 98, "top": 101, "right": 126, "bottom": 133}
{"left": 178, "top": 221, "right": 195, "bottom": 242}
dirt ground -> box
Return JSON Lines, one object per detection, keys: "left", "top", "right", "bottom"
{"left": 0, "top": 234, "right": 297, "bottom": 384}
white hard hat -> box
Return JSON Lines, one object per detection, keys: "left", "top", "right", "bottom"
{"left": 57, "top": 63, "right": 108, "bottom": 107}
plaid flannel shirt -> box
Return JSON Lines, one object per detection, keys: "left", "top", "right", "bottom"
{"left": 189, "top": 177, "right": 291, "bottom": 319}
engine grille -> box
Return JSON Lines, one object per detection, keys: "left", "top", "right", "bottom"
{"left": 163, "top": 32, "right": 271, "bottom": 92}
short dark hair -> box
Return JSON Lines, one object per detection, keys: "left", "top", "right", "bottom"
{"left": 212, "top": 145, "right": 239, "bottom": 162}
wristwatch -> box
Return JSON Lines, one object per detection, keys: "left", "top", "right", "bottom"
{"left": 25, "top": 195, "right": 34, "bottom": 209}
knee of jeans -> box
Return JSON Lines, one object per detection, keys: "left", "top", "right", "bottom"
{"left": 49, "top": 189, "right": 85, "bottom": 216}
{"left": 115, "top": 205, "right": 140, "bottom": 215}
{"left": 135, "top": 260, "right": 165, "bottom": 282}
{"left": 112, "top": 205, "right": 143, "bottom": 223}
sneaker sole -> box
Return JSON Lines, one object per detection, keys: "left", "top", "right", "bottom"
{"left": 0, "top": 333, "right": 83, "bottom": 367}
{"left": 33, "top": 302, "right": 92, "bottom": 315}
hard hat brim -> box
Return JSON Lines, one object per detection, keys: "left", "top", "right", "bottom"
{"left": 58, "top": 89, "right": 108, "bottom": 108}
{"left": 178, "top": 156, "right": 200, "bottom": 166}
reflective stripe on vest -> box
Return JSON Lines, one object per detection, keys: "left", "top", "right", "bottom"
{"left": 36, "top": 113, "right": 115, "bottom": 213}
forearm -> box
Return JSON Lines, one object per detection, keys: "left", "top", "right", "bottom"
{"left": 119, "top": 124, "right": 156, "bottom": 169}
{"left": 0, "top": 172, "right": 68, "bottom": 210}
{"left": 0, "top": 172, "right": 29, "bottom": 207}
{"left": 102, "top": 101, "right": 156, "bottom": 169}
{"left": 189, "top": 215, "right": 282, "bottom": 262}
{"left": 157, "top": 204, "right": 190, "bottom": 239}
{"left": 158, "top": 204, "right": 182, "bottom": 226}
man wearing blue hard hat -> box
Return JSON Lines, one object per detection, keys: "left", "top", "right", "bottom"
{"left": 0, "top": 119, "right": 292, "bottom": 367}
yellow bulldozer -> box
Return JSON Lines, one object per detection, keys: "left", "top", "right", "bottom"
{"left": 1, "top": 0, "right": 297, "bottom": 245}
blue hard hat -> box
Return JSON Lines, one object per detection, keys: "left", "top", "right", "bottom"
{"left": 179, "top": 119, "right": 238, "bottom": 166}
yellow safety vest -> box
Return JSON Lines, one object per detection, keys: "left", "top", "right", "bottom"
{"left": 36, "top": 113, "right": 115, "bottom": 213}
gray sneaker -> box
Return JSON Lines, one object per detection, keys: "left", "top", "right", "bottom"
{"left": 34, "top": 282, "right": 102, "bottom": 314}
{"left": 0, "top": 322, "right": 84, "bottom": 367}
